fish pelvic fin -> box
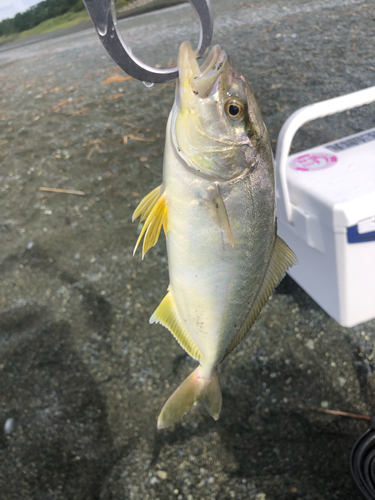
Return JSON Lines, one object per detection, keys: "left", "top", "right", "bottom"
{"left": 150, "top": 290, "right": 202, "bottom": 362}
{"left": 158, "top": 366, "right": 221, "bottom": 429}
{"left": 132, "top": 185, "right": 169, "bottom": 259}
{"left": 223, "top": 235, "right": 297, "bottom": 359}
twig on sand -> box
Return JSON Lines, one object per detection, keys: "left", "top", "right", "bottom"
{"left": 123, "top": 133, "right": 155, "bottom": 144}
{"left": 101, "top": 75, "right": 134, "bottom": 85}
{"left": 298, "top": 404, "right": 370, "bottom": 420}
{"left": 39, "top": 187, "right": 85, "bottom": 195}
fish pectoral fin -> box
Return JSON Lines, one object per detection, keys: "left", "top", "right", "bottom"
{"left": 150, "top": 290, "right": 202, "bottom": 362}
{"left": 213, "top": 183, "right": 234, "bottom": 247}
{"left": 223, "top": 235, "right": 297, "bottom": 358}
{"left": 132, "top": 185, "right": 169, "bottom": 259}
{"left": 158, "top": 367, "right": 221, "bottom": 429}
{"left": 132, "top": 185, "right": 161, "bottom": 222}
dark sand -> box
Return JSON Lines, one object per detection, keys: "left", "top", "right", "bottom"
{"left": 0, "top": 0, "right": 375, "bottom": 498}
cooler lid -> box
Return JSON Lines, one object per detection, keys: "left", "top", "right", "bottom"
{"left": 286, "top": 128, "right": 375, "bottom": 229}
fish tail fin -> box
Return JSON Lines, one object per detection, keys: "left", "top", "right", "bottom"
{"left": 157, "top": 367, "right": 222, "bottom": 429}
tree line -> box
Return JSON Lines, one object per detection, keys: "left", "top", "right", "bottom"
{"left": 0, "top": 0, "right": 85, "bottom": 37}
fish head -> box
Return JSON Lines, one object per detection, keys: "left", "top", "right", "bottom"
{"left": 173, "top": 41, "right": 272, "bottom": 181}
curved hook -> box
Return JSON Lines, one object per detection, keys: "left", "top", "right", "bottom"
{"left": 83, "top": 0, "right": 213, "bottom": 83}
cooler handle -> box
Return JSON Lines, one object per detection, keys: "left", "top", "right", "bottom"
{"left": 275, "top": 86, "right": 375, "bottom": 223}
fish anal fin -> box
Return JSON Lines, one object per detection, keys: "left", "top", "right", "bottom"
{"left": 223, "top": 236, "right": 297, "bottom": 358}
{"left": 132, "top": 185, "right": 169, "bottom": 259}
{"left": 150, "top": 290, "right": 202, "bottom": 362}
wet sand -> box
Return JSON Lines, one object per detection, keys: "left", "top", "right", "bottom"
{"left": 0, "top": 0, "right": 374, "bottom": 498}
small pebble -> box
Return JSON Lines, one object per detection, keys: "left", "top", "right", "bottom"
{"left": 306, "top": 339, "right": 315, "bottom": 350}
{"left": 4, "top": 418, "right": 15, "bottom": 435}
{"left": 321, "top": 401, "right": 329, "bottom": 408}
{"left": 26, "top": 242, "right": 34, "bottom": 250}
{"left": 156, "top": 470, "right": 167, "bottom": 480}
{"left": 74, "top": 252, "right": 80, "bottom": 259}
{"left": 338, "top": 377, "right": 346, "bottom": 387}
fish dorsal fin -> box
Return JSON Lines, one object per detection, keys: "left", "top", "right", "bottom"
{"left": 132, "top": 185, "right": 169, "bottom": 259}
{"left": 223, "top": 236, "right": 297, "bottom": 359}
{"left": 150, "top": 290, "right": 202, "bottom": 362}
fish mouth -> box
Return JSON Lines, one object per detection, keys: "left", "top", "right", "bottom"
{"left": 178, "top": 41, "right": 227, "bottom": 98}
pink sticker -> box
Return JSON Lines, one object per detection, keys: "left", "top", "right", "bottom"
{"left": 289, "top": 153, "right": 338, "bottom": 171}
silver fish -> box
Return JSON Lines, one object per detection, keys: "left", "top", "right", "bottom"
{"left": 133, "top": 41, "right": 297, "bottom": 428}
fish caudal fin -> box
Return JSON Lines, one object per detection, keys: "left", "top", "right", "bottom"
{"left": 157, "top": 367, "right": 222, "bottom": 429}
{"left": 132, "top": 185, "right": 169, "bottom": 259}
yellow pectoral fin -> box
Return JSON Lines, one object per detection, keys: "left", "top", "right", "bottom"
{"left": 132, "top": 185, "right": 161, "bottom": 222}
{"left": 150, "top": 290, "right": 202, "bottom": 362}
{"left": 132, "top": 185, "right": 169, "bottom": 259}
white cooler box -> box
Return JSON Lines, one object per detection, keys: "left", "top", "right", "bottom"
{"left": 275, "top": 86, "right": 375, "bottom": 327}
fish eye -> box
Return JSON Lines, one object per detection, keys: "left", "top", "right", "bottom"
{"left": 224, "top": 97, "right": 245, "bottom": 120}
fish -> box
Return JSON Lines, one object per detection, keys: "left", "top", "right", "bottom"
{"left": 132, "top": 41, "right": 297, "bottom": 429}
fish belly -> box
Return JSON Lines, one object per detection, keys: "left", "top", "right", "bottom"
{"left": 163, "top": 136, "right": 276, "bottom": 367}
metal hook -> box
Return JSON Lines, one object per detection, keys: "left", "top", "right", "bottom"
{"left": 83, "top": 0, "right": 213, "bottom": 83}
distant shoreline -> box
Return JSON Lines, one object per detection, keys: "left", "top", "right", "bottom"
{"left": 0, "top": 0, "right": 187, "bottom": 53}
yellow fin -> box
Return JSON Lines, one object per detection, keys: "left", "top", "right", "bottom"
{"left": 132, "top": 185, "right": 161, "bottom": 222}
{"left": 223, "top": 236, "right": 297, "bottom": 358}
{"left": 150, "top": 291, "right": 202, "bottom": 362}
{"left": 132, "top": 186, "right": 169, "bottom": 259}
